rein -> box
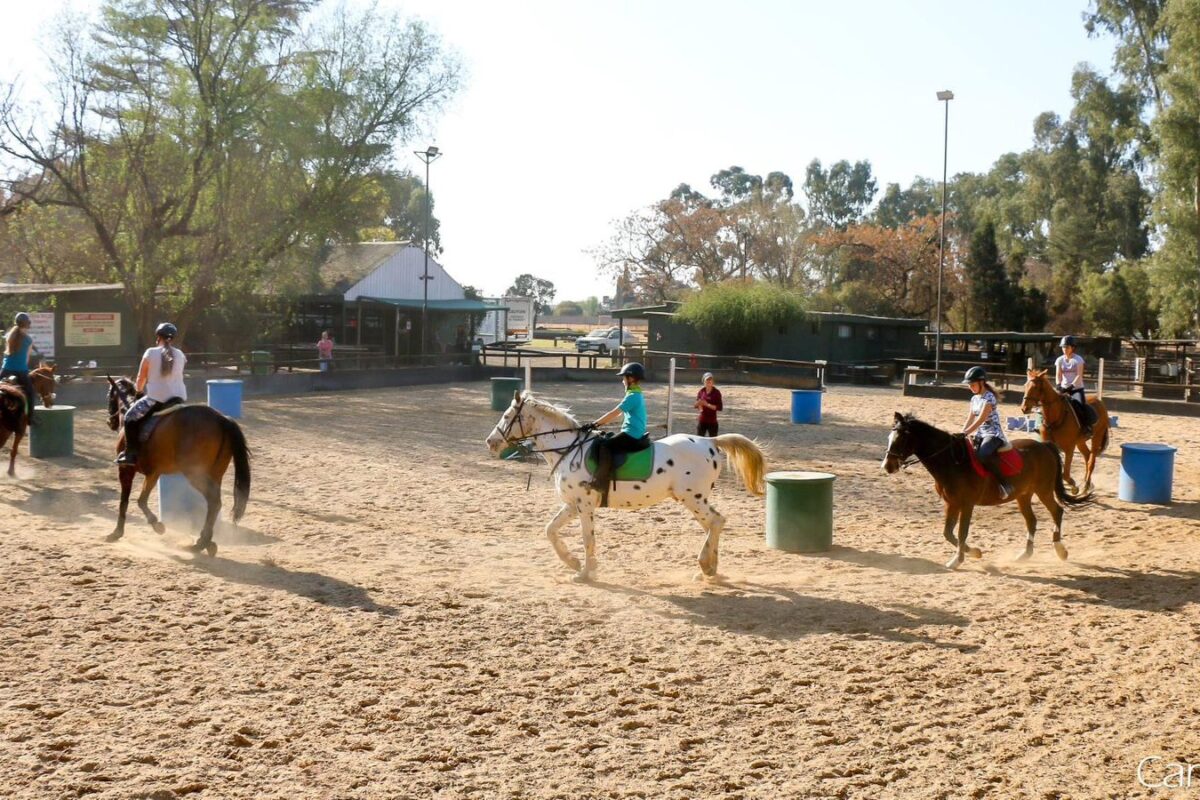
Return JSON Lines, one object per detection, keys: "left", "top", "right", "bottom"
{"left": 493, "top": 396, "right": 597, "bottom": 473}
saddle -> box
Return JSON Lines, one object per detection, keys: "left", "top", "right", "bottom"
{"left": 1059, "top": 389, "right": 1098, "bottom": 429}
{"left": 965, "top": 438, "right": 1023, "bottom": 479}
{"left": 137, "top": 399, "right": 186, "bottom": 444}
{"left": 584, "top": 438, "right": 656, "bottom": 482}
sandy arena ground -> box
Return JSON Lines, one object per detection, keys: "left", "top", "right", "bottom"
{"left": 0, "top": 381, "right": 1198, "bottom": 799}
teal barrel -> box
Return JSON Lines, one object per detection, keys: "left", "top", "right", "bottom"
{"left": 790, "top": 390, "right": 822, "bottom": 424}
{"left": 490, "top": 376, "right": 524, "bottom": 412}
{"left": 765, "top": 471, "right": 835, "bottom": 553}
{"left": 30, "top": 405, "right": 75, "bottom": 458}
{"left": 157, "top": 473, "right": 207, "bottom": 531}
{"left": 250, "top": 350, "right": 272, "bottom": 375}
{"left": 207, "top": 379, "right": 243, "bottom": 419}
{"left": 1118, "top": 443, "right": 1176, "bottom": 504}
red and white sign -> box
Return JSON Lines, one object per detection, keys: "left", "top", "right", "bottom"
{"left": 65, "top": 312, "right": 121, "bottom": 347}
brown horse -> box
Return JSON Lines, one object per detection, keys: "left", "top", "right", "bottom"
{"left": 105, "top": 377, "right": 250, "bottom": 555}
{"left": 1019, "top": 370, "right": 1110, "bottom": 495}
{"left": 0, "top": 365, "right": 60, "bottom": 476}
{"left": 882, "top": 412, "right": 1092, "bottom": 570}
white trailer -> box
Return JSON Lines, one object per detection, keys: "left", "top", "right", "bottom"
{"left": 479, "top": 296, "right": 538, "bottom": 346}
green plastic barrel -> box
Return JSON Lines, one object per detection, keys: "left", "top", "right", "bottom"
{"left": 250, "top": 350, "right": 272, "bottom": 375}
{"left": 490, "top": 377, "right": 524, "bottom": 412}
{"left": 30, "top": 405, "right": 75, "bottom": 458}
{"left": 765, "top": 471, "right": 835, "bottom": 553}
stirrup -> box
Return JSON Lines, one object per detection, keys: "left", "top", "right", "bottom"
{"left": 114, "top": 451, "right": 138, "bottom": 466}
{"left": 997, "top": 481, "right": 1013, "bottom": 499}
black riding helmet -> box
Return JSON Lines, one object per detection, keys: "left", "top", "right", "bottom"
{"left": 962, "top": 366, "right": 988, "bottom": 384}
{"left": 1060, "top": 335, "right": 1076, "bottom": 348}
{"left": 155, "top": 322, "right": 178, "bottom": 340}
{"left": 616, "top": 362, "right": 645, "bottom": 381}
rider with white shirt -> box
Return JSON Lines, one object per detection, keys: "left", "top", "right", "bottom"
{"left": 116, "top": 322, "right": 188, "bottom": 465}
{"left": 1054, "top": 335, "right": 1091, "bottom": 436}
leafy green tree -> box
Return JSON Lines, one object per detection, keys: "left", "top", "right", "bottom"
{"left": 873, "top": 178, "right": 939, "bottom": 228}
{"left": 0, "top": 0, "right": 460, "bottom": 344}
{"left": 506, "top": 274, "right": 556, "bottom": 313}
{"left": 802, "top": 159, "right": 878, "bottom": 230}
{"left": 553, "top": 301, "right": 583, "bottom": 316}
{"left": 374, "top": 169, "right": 442, "bottom": 252}
{"left": 676, "top": 282, "right": 806, "bottom": 353}
{"left": 964, "top": 221, "right": 1019, "bottom": 330}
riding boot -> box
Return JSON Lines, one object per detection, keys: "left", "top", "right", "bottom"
{"left": 590, "top": 446, "right": 612, "bottom": 508}
{"left": 115, "top": 420, "right": 141, "bottom": 465}
{"left": 985, "top": 457, "right": 1013, "bottom": 499}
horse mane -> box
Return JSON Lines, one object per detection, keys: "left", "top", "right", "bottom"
{"left": 900, "top": 413, "right": 953, "bottom": 440}
{"left": 522, "top": 391, "right": 580, "bottom": 428}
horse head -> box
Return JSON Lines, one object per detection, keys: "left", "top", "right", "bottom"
{"left": 106, "top": 375, "right": 137, "bottom": 431}
{"left": 1020, "top": 369, "right": 1051, "bottom": 415}
{"left": 30, "top": 365, "right": 57, "bottom": 408}
{"left": 485, "top": 390, "right": 580, "bottom": 457}
{"left": 882, "top": 412, "right": 918, "bottom": 474}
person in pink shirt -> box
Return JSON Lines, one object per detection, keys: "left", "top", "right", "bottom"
{"left": 317, "top": 330, "right": 334, "bottom": 372}
{"left": 694, "top": 372, "right": 723, "bottom": 437}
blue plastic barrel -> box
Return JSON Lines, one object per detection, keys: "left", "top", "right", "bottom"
{"left": 157, "top": 473, "right": 208, "bottom": 530}
{"left": 790, "top": 390, "right": 822, "bottom": 424}
{"left": 1118, "top": 443, "right": 1176, "bottom": 504}
{"left": 207, "top": 379, "right": 243, "bottom": 418}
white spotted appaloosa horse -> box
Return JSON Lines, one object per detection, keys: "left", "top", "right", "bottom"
{"left": 485, "top": 390, "right": 765, "bottom": 582}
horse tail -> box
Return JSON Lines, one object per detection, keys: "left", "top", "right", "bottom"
{"left": 713, "top": 434, "right": 766, "bottom": 496}
{"left": 1098, "top": 421, "right": 1110, "bottom": 456}
{"left": 1049, "top": 442, "right": 1093, "bottom": 506}
{"left": 218, "top": 414, "right": 252, "bottom": 521}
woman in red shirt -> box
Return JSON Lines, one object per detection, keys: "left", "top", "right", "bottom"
{"left": 694, "top": 372, "right": 723, "bottom": 437}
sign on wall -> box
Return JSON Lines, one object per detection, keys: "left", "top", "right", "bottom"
{"left": 65, "top": 313, "right": 122, "bottom": 347}
{"left": 29, "top": 312, "right": 55, "bottom": 358}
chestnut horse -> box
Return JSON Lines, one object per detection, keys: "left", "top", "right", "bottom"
{"left": 882, "top": 412, "right": 1092, "bottom": 570}
{"left": 0, "top": 365, "right": 60, "bottom": 476}
{"left": 105, "top": 377, "right": 250, "bottom": 555}
{"left": 1019, "top": 370, "right": 1110, "bottom": 495}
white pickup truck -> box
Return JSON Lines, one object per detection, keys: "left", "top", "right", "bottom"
{"left": 575, "top": 327, "right": 638, "bottom": 355}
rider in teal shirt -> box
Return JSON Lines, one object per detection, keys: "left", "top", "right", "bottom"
{"left": 587, "top": 362, "right": 651, "bottom": 506}
{"left": 1, "top": 312, "right": 38, "bottom": 417}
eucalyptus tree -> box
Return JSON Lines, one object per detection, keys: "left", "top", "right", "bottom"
{"left": 0, "top": 0, "right": 460, "bottom": 343}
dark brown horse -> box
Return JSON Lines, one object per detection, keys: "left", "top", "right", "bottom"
{"left": 882, "top": 412, "right": 1092, "bottom": 570}
{"left": 0, "top": 365, "right": 60, "bottom": 476}
{"left": 1020, "top": 370, "right": 1110, "bottom": 495}
{"left": 105, "top": 377, "right": 250, "bottom": 555}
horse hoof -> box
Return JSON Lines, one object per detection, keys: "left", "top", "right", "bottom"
{"left": 571, "top": 571, "right": 592, "bottom": 584}
{"left": 187, "top": 542, "right": 205, "bottom": 554}
{"left": 152, "top": 521, "right": 166, "bottom": 534}
{"left": 1015, "top": 549, "right": 1032, "bottom": 561}
{"left": 945, "top": 556, "right": 964, "bottom": 571}
{"left": 1054, "top": 542, "right": 1069, "bottom": 561}
{"left": 967, "top": 547, "right": 982, "bottom": 559}
{"left": 105, "top": 531, "right": 123, "bottom": 543}
{"left": 204, "top": 542, "right": 218, "bottom": 557}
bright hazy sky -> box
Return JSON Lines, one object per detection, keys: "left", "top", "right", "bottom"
{"left": 4, "top": 1, "right": 1119, "bottom": 303}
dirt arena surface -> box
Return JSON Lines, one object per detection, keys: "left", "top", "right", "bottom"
{"left": 1, "top": 381, "right": 1198, "bottom": 799}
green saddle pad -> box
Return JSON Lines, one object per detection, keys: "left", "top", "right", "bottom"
{"left": 585, "top": 442, "right": 655, "bottom": 481}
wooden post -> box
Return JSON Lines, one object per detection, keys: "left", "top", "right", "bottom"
{"left": 1097, "top": 357, "right": 1105, "bottom": 400}
{"left": 525, "top": 362, "right": 532, "bottom": 393}
{"left": 1026, "top": 356, "right": 1034, "bottom": 372}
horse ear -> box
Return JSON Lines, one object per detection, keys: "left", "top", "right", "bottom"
{"left": 1037, "top": 369, "right": 1048, "bottom": 377}
{"left": 106, "top": 375, "right": 117, "bottom": 388}
{"left": 893, "top": 411, "right": 904, "bottom": 425}
{"left": 512, "top": 389, "right": 521, "bottom": 403}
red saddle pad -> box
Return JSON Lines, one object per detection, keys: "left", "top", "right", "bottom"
{"left": 966, "top": 438, "right": 1023, "bottom": 478}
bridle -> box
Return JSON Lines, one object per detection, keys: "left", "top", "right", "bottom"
{"left": 107, "top": 380, "right": 134, "bottom": 428}
{"left": 887, "top": 427, "right": 959, "bottom": 470}
{"left": 492, "top": 396, "right": 598, "bottom": 471}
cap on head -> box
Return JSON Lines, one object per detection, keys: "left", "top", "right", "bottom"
{"left": 962, "top": 366, "right": 988, "bottom": 384}
{"left": 14, "top": 312, "right": 31, "bottom": 327}
{"left": 616, "top": 362, "right": 645, "bottom": 380}
{"left": 155, "top": 322, "right": 178, "bottom": 340}
{"left": 702, "top": 372, "right": 714, "bottom": 382}
{"left": 1060, "top": 335, "right": 1076, "bottom": 348}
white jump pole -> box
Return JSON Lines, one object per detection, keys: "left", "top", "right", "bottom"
{"left": 1097, "top": 358, "right": 1105, "bottom": 400}
{"left": 524, "top": 362, "right": 532, "bottom": 393}
{"left": 666, "top": 357, "right": 676, "bottom": 435}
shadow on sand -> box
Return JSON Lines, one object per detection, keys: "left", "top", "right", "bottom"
{"left": 591, "top": 578, "right": 972, "bottom": 650}
{"left": 1005, "top": 562, "right": 1200, "bottom": 612}
{"left": 169, "top": 552, "right": 397, "bottom": 615}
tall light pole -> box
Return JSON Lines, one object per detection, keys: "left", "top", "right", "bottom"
{"left": 414, "top": 145, "right": 442, "bottom": 361}
{"left": 934, "top": 90, "right": 953, "bottom": 383}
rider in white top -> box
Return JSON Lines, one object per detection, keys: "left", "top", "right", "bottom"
{"left": 116, "top": 322, "right": 188, "bottom": 465}
{"left": 1054, "top": 335, "right": 1091, "bottom": 435}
